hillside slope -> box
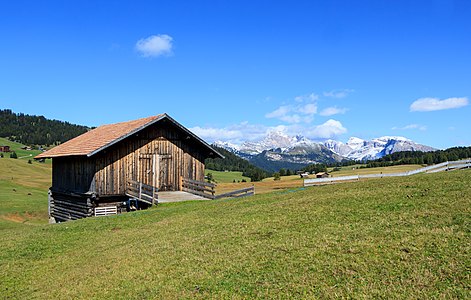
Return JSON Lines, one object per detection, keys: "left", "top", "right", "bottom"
{"left": 0, "top": 109, "right": 89, "bottom": 146}
{"left": 0, "top": 144, "right": 51, "bottom": 228}
{"left": 1, "top": 169, "right": 469, "bottom": 299}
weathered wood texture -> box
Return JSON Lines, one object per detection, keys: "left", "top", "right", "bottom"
{"left": 51, "top": 120, "right": 207, "bottom": 196}
{"left": 49, "top": 190, "right": 94, "bottom": 221}
{"left": 181, "top": 177, "right": 255, "bottom": 200}
{"left": 52, "top": 156, "right": 96, "bottom": 193}
{"left": 181, "top": 177, "right": 216, "bottom": 199}
{"left": 125, "top": 179, "right": 158, "bottom": 205}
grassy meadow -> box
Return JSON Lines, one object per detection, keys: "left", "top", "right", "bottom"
{"left": 328, "top": 164, "right": 423, "bottom": 177}
{"left": 205, "top": 169, "right": 251, "bottom": 183}
{"left": 0, "top": 137, "right": 46, "bottom": 160}
{"left": 0, "top": 152, "right": 470, "bottom": 298}
{"left": 0, "top": 140, "right": 51, "bottom": 228}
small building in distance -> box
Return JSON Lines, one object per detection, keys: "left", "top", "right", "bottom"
{"left": 299, "top": 172, "right": 310, "bottom": 179}
{"left": 0, "top": 145, "right": 10, "bottom": 152}
{"left": 35, "top": 113, "right": 223, "bottom": 222}
{"left": 315, "top": 172, "right": 330, "bottom": 178}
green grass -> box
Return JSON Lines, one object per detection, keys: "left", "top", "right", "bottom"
{"left": 329, "top": 164, "right": 423, "bottom": 177}
{"left": 0, "top": 138, "right": 52, "bottom": 228}
{"left": 1, "top": 158, "right": 470, "bottom": 298}
{"left": 205, "top": 169, "right": 251, "bottom": 183}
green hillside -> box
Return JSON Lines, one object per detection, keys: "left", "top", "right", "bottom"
{"left": 0, "top": 137, "right": 44, "bottom": 159}
{"left": 0, "top": 143, "right": 51, "bottom": 228}
{"left": 205, "top": 170, "right": 251, "bottom": 183}
{"left": 1, "top": 156, "right": 469, "bottom": 298}
{"left": 205, "top": 146, "right": 269, "bottom": 181}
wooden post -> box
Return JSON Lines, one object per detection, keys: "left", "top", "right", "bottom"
{"left": 152, "top": 154, "right": 156, "bottom": 205}
{"left": 156, "top": 155, "right": 160, "bottom": 191}
{"left": 179, "top": 175, "right": 183, "bottom": 191}
{"left": 48, "top": 189, "right": 52, "bottom": 217}
{"left": 139, "top": 182, "right": 142, "bottom": 200}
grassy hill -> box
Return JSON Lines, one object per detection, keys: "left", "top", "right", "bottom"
{"left": 205, "top": 170, "right": 251, "bottom": 183}
{"left": 0, "top": 143, "right": 51, "bottom": 228}
{"left": 0, "top": 137, "right": 45, "bottom": 159}
{"left": 1, "top": 154, "right": 469, "bottom": 298}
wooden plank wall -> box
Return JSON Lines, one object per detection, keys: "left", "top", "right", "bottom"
{"left": 92, "top": 121, "right": 207, "bottom": 195}
{"left": 52, "top": 156, "right": 96, "bottom": 193}
{"left": 51, "top": 120, "right": 209, "bottom": 196}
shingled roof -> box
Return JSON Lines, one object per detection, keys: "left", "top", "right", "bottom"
{"left": 35, "top": 114, "right": 223, "bottom": 159}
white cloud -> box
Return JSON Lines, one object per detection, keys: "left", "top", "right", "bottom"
{"left": 392, "top": 124, "right": 427, "bottom": 131}
{"left": 191, "top": 119, "right": 347, "bottom": 145}
{"left": 319, "top": 106, "right": 348, "bottom": 116}
{"left": 294, "top": 93, "right": 319, "bottom": 102}
{"left": 303, "top": 103, "right": 318, "bottom": 114}
{"left": 410, "top": 97, "right": 468, "bottom": 112}
{"left": 323, "top": 89, "right": 354, "bottom": 98}
{"left": 190, "top": 126, "right": 243, "bottom": 141}
{"left": 265, "top": 103, "right": 316, "bottom": 124}
{"left": 265, "top": 106, "right": 291, "bottom": 119}
{"left": 135, "top": 34, "right": 173, "bottom": 57}
{"left": 306, "top": 119, "right": 347, "bottom": 139}
{"left": 190, "top": 122, "right": 270, "bottom": 145}
{"left": 265, "top": 95, "right": 318, "bottom": 124}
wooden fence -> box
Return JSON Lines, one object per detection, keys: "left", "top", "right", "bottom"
{"left": 181, "top": 178, "right": 216, "bottom": 199}
{"left": 214, "top": 186, "right": 255, "bottom": 199}
{"left": 94, "top": 206, "right": 118, "bottom": 217}
{"left": 304, "top": 159, "right": 471, "bottom": 187}
{"left": 126, "top": 179, "right": 158, "bottom": 205}
{"left": 181, "top": 177, "right": 255, "bottom": 200}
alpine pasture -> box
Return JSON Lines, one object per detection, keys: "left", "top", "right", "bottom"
{"left": 0, "top": 148, "right": 470, "bottom": 299}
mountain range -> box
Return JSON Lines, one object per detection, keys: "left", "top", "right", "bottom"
{"left": 214, "top": 131, "right": 436, "bottom": 172}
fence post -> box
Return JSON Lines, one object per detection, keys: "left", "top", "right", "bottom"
{"left": 179, "top": 176, "right": 183, "bottom": 191}
{"left": 139, "top": 182, "right": 142, "bottom": 200}
{"left": 152, "top": 186, "right": 155, "bottom": 205}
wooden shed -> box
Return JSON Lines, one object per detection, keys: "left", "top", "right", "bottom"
{"left": 0, "top": 145, "right": 10, "bottom": 152}
{"left": 35, "top": 113, "right": 223, "bottom": 222}
{"left": 315, "top": 172, "right": 330, "bottom": 178}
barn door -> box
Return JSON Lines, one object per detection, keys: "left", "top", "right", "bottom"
{"left": 138, "top": 153, "right": 172, "bottom": 191}
{"left": 157, "top": 154, "right": 173, "bottom": 191}
{"left": 138, "top": 153, "right": 157, "bottom": 188}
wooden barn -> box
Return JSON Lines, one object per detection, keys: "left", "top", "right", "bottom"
{"left": 0, "top": 145, "right": 10, "bottom": 152}
{"left": 35, "top": 114, "right": 223, "bottom": 222}
{"left": 315, "top": 172, "right": 330, "bottom": 178}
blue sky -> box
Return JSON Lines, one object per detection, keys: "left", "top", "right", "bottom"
{"left": 1, "top": 0, "right": 470, "bottom": 149}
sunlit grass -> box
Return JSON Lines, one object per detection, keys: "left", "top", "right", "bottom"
{"left": 1, "top": 167, "right": 470, "bottom": 299}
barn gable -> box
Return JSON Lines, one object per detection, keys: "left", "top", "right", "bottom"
{"left": 35, "top": 114, "right": 222, "bottom": 159}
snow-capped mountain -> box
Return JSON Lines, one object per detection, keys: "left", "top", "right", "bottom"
{"left": 323, "top": 139, "right": 352, "bottom": 157}
{"left": 213, "top": 131, "right": 436, "bottom": 171}
{"left": 238, "top": 131, "right": 305, "bottom": 155}
{"left": 323, "top": 136, "right": 436, "bottom": 161}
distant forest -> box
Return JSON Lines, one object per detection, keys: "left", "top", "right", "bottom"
{"left": 364, "top": 146, "right": 471, "bottom": 168}
{"left": 205, "top": 146, "right": 269, "bottom": 181}
{"left": 0, "top": 109, "right": 89, "bottom": 146}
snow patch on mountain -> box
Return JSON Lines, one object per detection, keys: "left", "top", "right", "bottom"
{"left": 214, "top": 132, "right": 436, "bottom": 164}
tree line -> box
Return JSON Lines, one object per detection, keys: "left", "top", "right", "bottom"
{"left": 300, "top": 146, "right": 471, "bottom": 171}
{"left": 364, "top": 146, "right": 471, "bottom": 168}
{"left": 0, "top": 109, "right": 89, "bottom": 146}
